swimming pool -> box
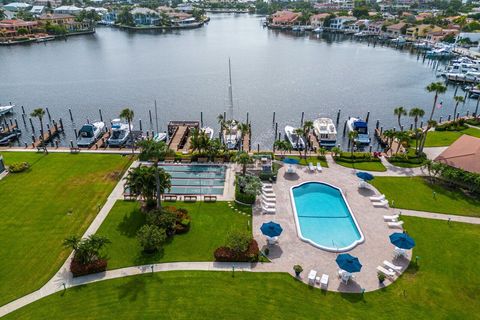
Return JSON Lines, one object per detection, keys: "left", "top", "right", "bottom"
{"left": 158, "top": 164, "right": 226, "bottom": 195}
{"left": 290, "top": 182, "right": 364, "bottom": 252}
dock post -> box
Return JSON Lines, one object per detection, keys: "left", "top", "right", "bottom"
{"left": 21, "top": 113, "right": 26, "bottom": 127}
{"left": 46, "top": 107, "right": 51, "bottom": 123}
{"left": 55, "top": 140, "right": 59, "bottom": 149}
{"left": 29, "top": 117, "right": 35, "bottom": 133}
{"left": 70, "top": 140, "right": 74, "bottom": 149}
{"left": 223, "top": 112, "right": 226, "bottom": 121}
{"left": 200, "top": 112, "right": 203, "bottom": 128}
{"left": 410, "top": 123, "right": 413, "bottom": 130}
{"left": 343, "top": 120, "right": 347, "bottom": 136}
{"left": 59, "top": 118, "right": 64, "bottom": 131}
{"left": 99, "top": 109, "right": 103, "bottom": 122}
{"left": 420, "top": 121, "right": 423, "bottom": 128}
{"left": 274, "top": 122, "right": 278, "bottom": 140}
{"left": 365, "top": 111, "right": 370, "bottom": 123}
{"left": 139, "top": 119, "right": 143, "bottom": 132}
{"left": 9, "top": 119, "right": 13, "bottom": 127}
{"left": 369, "top": 145, "right": 372, "bottom": 153}
{"left": 448, "top": 114, "right": 451, "bottom": 122}
{"left": 336, "top": 109, "right": 341, "bottom": 124}
{"left": 401, "top": 125, "right": 404, "bottom": 132}
{"left": 53, "top": 120, "right": 59, "bottom": 133}
{"left": 24, "top": 142, "right": 28, "bottom": 148}
{"left": 464, "top": 90, "right": 468, "bottom": 100}
{"left": 68, "top": 108, "right": 73, "bottom": 123}
{"left": 87, "top": 118, "right": 90, "bottom": 124}
{"left": 74, "top": 128, "right": 78, "bottom": 139}
{"left": 393, "top": 127, "right": 396, "bottom": 132}
{"left": 439, "top": 116, "right": 443, "bottom": 123}
{"left": 456, "top": 112, "right": 460, "bottom": 120}
{"left": 246, "top": 112, "right": 249, "bottom": 125}
{"left": 300, "top": 111, "right": 304, "bottom": 127}
{"left": 47, "top": 124, "right": 51, "bottom": 140}
{"left": 380, "top": 126, "right": 383, "bottom": 135}
{"left": 376, "top": 120, "right": 380, "bottom": 130}
{"left": 272, "top": 112, "right": 276, "bottom": 124}
{"left": 31, "top": 135, "right": 35, "bottom": 144}
{"left": 15, "top": 119, "right": 19, "bottom": 129}
{"left": 21, "top": 105, "right": 25, "bottom": 114}
{"left": 257, "top": 144, "right": 260, "bottom": 153}
{"left": 148, "top": 110, "right": 153, "bottom": 128}
{"left": 466, "top": 111, "right": 470, "bottom": 117}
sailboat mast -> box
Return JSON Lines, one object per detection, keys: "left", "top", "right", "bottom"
{"left": 228, "top": 58, "right": 234, "bottom": 121}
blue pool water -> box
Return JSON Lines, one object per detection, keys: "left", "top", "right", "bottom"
{"left": 158, "top": 164, "right": 226, "bottom": 195}
{"left": 291, "top": 182, "right": 364, "bottom": 252}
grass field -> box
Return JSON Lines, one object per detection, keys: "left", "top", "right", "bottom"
{"left": 5, "top": 217, "right": 479, "bottom": 319}
{"left": 0, "top": 152, "right": 132, "bottom": 306}
{"left": 423, "top": 128, "right": 480, "bottom": 147}
{"left": 96, "top": 201, "right": 251, "bottom": 269}
{"left": 334, "top": 159, "right": 387, "bottom": 172}
{"left": 371, "top": 176, "right": 480, "bottom": 217}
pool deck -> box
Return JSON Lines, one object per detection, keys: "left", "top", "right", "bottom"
{"left": 252, "top": 163, "right": 411, "bottom": 292}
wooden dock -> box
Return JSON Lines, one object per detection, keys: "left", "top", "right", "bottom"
{"left": 89, "top": 130, "right": 111, "bottom": 150}
{"left": 308, "top": 133, "right": 320, "bottom": 151}
{"left": 168, "top": 125, "right": 188, "bottom": 151}
{"left": 1, "top": 122, "right": 17, "bottom": 133}
{"left": 32, "top": 121, "right": 63, "bottom": 148}
{"left": 374, "top": 128, "right": 404, "bottom": 156}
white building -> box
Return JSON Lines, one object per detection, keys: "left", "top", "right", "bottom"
{"left": 53, "top": 5, "right": 82, "bottom": 15}
{"left": 329, "top": 16, "right": 356, "bottom": 31}
{"left": 30, "top": 5, "right": 45, "bottom": 16}
{"left": 3, "top": 2, "right": 31, "bottom": 12}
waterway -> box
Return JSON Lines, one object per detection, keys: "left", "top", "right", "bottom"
{"left": 0, "top": 14, "right": 474, "bottom": 148}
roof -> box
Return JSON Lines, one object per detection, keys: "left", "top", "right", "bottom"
{"left": 130, "top": 7, "right": 158, "bottom": 15}
{"left": 54, "top": 5, "right": 81, "bottom": 12}
{"left": 38, "top": 13, "right": 74, "bottom": 20}
{"left": 435, "top": 135, "right": 480, "bottom": 174}
{"left": 387, "top": 22, "right": 406, "bottom": 30}
{"left": 30, "top": 5, "right": 44, "bottom": 13}
{"left": 4, "top": 2, "right": 30, "bottom": 8}
{"left": 271, "top": 10, "right": 300, "bottom": 23}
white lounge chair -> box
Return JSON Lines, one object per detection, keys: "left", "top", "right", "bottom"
{"left": 308, "top": 270, "right": 317, "bottom": 285}
{"left": 261, "top": 200, "right": 276, "bottom": 208}
{"left": 261, "top": 204, "right": 276, "bottom": 214}
{"left": 388, "top": 221, "right": 404, "bottom": 228}
{"left": 316, "top": 162, "right": 322, "bottom": 172}
{"left": 308, "top": 162, "right": 315, "bottom": 172}
{"left": 261, "top": 195, "right": 276, "bottom": 203}
{"left": 383, "top": 260, "right": 402, "bottom": 274}
{"left": 262, "top": 183, "right": 273, "bottom": 188}
{"left": 377, "top": 266, "right": 395, "bottom": 278}
{"left": 369, "top": 194, "right": 386, "bottom": 201}
{"left": 286, "top": 164, "right": 295, "bottom": 174}
{"left": 373, "top": 200, "right": 389, "bottom": 208}
{"left": 262, "top": 192, "right": 275, "bottom": 198}
{"left": 320, "top": 274, "right": 329, "bottom": 288}
{"left": 383, "top": 214, "right": 399, "bottom": 221}
{"left": 358, "top": 180, "right": 369, "bottom": 189}
{"left": 262, "top": 186, "right": 274, "bottom": 194}
{"left": 338, "top": 269, "right": 352, "bottom": 284}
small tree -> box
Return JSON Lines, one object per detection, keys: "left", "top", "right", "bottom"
{"left": 394, "top": 106, "right": 407, "bottom": 129}
{"left": 331, "top": 146, "right": 341, "bottom": 157}
{"left": 426, "top": 82, "right": 447, "bottom": 121}
{"left": 234, "top": 151, "right": 253, "bottom": 176}
{"left": 30, "top": 108, "right": 47, "bottom": 153}
{"left": 348, "top": 130, "right": 358, "bottom": 156}
{"left": 63, "top": 234, "right": 110, "bottom": 265}
{"left": 225, "top": 230, "right": 251, "bottom": 253}
{"left": 137, "top": 224, "right": 166, "bottom": 253}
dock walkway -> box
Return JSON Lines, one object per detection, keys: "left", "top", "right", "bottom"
{"left": 374, "top": 128, "right": 404, "bottom": 157}
{"left": 168, "top": 126, "right": 188, "bottom": 151}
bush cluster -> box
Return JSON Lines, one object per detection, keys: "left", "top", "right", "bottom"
{"left": 435, "top": 119, "right": 467, "bottom": 131}
{"left": 214, "top": 240, "right": 259, "bottom": 262}
{"left": 70, "top": 258, "right": 107, "bottom": 277}
{"left": 8, "top": 162, "right": 29, "bottom": 173}
{"left": 334, "top": 152, "right": 380, "bottom": 163}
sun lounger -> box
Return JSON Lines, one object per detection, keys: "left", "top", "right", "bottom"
{"left": 383, "top": 214, "right": 399, "bottom": 221}
{"left": 373, "top": 200, "right": 389, "bottom": 208}
{"left": 308, "top": 162, "right": 315, "bottom": 172}
{"left": 377, "top": 266, "right": 395, "bottom": 278}
{"left": 383, "top": 260, "right": 403, "bottom": 274}
{"left": 261, "top": 204, "right": 276, "bottom": 214}
{"left": 369, "top": 194, "right": 386, "bottom": 201}
{"left": 261, "top": 195, "right": 276, "bottom": 203}
{"left": 358, "top": 180, "right": 369, "bottom": 189}
{"left": 262, "top": 183, "right": 273, "bottom": 188}
{"left": 286, "top": 164, "right": 295, "bottom": 174}
{"left": 316, "top": 162, "right": 322, "bottom": 172}
{"left": 320, "top": 274, "right": 329, "bottom": 288}
{"left": 261, "top": 200, "right": 276, "bottom": 208}
{"left": 388, "top": 221, "right": 404, "bottom": 228}
{"left": 262, "top": 191, "right": 276, "bottom": 198}
{"left": 308, "top": 270, "right": 317, "bottom": 284}
{"left": 262, "top": 186, "right": 274, "bottom": 194}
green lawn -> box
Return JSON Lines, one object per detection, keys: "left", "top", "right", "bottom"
{"left": 387, "top": 149, "right": 428, "bottom": 168}
{"left": 423, "top": 128, "right": 480, "bottom": 147}
{"left": 334, "top": 159, "right": 387, "bottom": 172}
{"left": 275, "top": 155, "right": 328, "bottom": 167}
{"left": 371, "top": 176, "right": 480, "bottom": 217}
{"left": 0, "top": 152, "right": 132, "bottom": 306}
{"left": 96, "top": 201, "right": 251, "bottom": 269}
{"left": 5, "top": 217, "right": 479, "bottom": 319}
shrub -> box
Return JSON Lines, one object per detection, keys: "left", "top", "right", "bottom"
{"left": 377, "top": 272, "right": 386, "bottom": 283}
{"left": 293, "top": 264, "right": 303, "bottom": 276}
{"left": 137, "top": 224, "right": 167, "bottom": 253}
{"left": 214, "top": 239, "right": 259, "bottom": 262}
{"left": 235, "top": 175, "right": 262, "bottom": 204}
{"left": 8, "top": 162, "right": 29, "bottom": 173}
{"left": 226, "top": 230, "right": 251, "bottom": 253}
{"left": 70, "top": 258, "right": 107, "bottom": 277}
{"left": 147, "top": 206, "right": 191, "bottom": 235}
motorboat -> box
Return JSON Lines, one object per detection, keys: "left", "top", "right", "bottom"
{"left": 313, "top": 27, "right": 323, "bottom": 33}
{"left": 107, "top": 119, "right": 132, "bottom": 147}
{"left": 0, "top": 104, "right": 14, "bottom": 116}
{"left": 284, "top": 125, "right": 305, "bottom": 150}
{"left": 223, "top": 120, "right": 241, "bottom": 150}
{"left": 0, "top": 125, "right": 21, "bottom": 146}
{"left": 77, "top": 121, "right": 106, "bottom": 147}
{"left": 426, "top": 47, "right": 453, "bottom": 59}
{"left": 346, "top": 117, "right": 370, "bottom": 145}
{"left": 313, "top": 118, "right": 337, "bottom": 148}
{"left": 391, "top": 36, "right": 406, "bottom": 44}
{"left": 153, "top": 132, "right": 167, "bottom": 142}
{"left": 201, "top": 126, "right": 214, "bottom": 140}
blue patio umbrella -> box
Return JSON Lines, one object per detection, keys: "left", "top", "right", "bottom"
{"left": 283, "top": 157, "right": 299, "bottom": 165}
{"left": 260, "top": 221, "right": 283, "bottom": 238}
{"left": 356, "top": 171, "right": 374, "bottom": 181}
{"left": 335, "top": 253, "right": 362, "bottom": 273}
{"left": 389, "top": 233, "right": 415, "bottom": 250}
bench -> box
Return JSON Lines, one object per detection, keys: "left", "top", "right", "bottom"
{"left": 204, "top": 195, "right": 217, "bottom": 202}
{"left": 184, "top": 195, "right": 197, "bottom": 202}
{"left": 163, "top": 195, "right": 177, "bottom": 202}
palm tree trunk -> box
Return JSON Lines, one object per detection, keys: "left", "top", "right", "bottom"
{"left": 429, "top": 93, "right": 438, "bottom": 121}
{"left": 414, "top": 119, "right": 418, "bottom": 154}
{"left": 243, "top": 163, "right": 246, "bottom": 175}
{"left": 453, "top": 102, "right": 459, "bottom": 121}
{"left": 155, "top": 161, "right": 161, "bottom": 209}
{"left": 398, "top": 116, "right": 401, "bottom": 129}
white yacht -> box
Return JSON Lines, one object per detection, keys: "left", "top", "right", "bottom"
{"left": 313, "top": 118, "right": 337, "bottom": 148}
{"left": 313, "top": 27, "right": 323, "bottom": 33}
{"left": 76, "top": 121, "right": 105, "bottom": 147}
{"left": 346, "top": 117, "right": 370, "bottom": 145}
{"left": 0, "top": 104, "right": 14, "bottom": 116}
{"left": 284, "top": 125, "right": 305, "bottom": 150}
{"left": 223, "top": 120, "right": 241, "bottom": 150}
{"left": 201, "top": 127, "right": 214, "bottom": 140}
{"left": 107, "top": 119, "right": 132, "bottom": 147}
{"left": 153, "top": 132, "right": 167, "bottom": 142}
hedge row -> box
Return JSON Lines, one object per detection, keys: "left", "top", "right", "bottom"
{"left": 214, "top": 240, "right": 259, "bottom": 262}
{"left": 70, "top": 258, "right": 107, "bottom": 277}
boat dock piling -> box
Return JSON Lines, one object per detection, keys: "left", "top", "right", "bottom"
{"left": 336, "top": 109, "right": 341, "bottom": 125}
{"left": 31, "top": 119, "right": 64, "bottom": 148}
{"left": 300, "top": 111, "right": 304, "bottom": 127}
{"left": 167, "top": 121, "right": 199, "bottom": 152}
{"left": 374, "top": 127, "right": 404, "bottom": 156}
{"left": 90, "top": 129, "right": 111, "bottom": 150}
{"left": 99, "top": 109, "right": 103, "bottom": 122}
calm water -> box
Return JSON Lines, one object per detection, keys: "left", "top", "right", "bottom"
{"left": 0, "top": 14, "right": 473, "bottom": 148}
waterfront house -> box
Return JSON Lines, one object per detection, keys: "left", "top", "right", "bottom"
{"left": 313, "top": 2, "right": 340, "bottom": 12}
{"left": 435, "top": 135, "right": 480, "bottom": 174}
{"left": 33, "top": 0, "right": 61, "bottom": 8}
{"left": 328, "top": 16, "right": 356, "bottom": 31}
{"left": 3, "top": 2, "right": 31, "bottom": 12}
{"left": 426, "top": 29, "right": 459, "bottom": 43}
{"left": 130, "top": 7, "right": 160, "bottom": 26}
{"left": 38, "top": 13, "right": 92, "bottom": 32}
{"left": 406, "top": 24, "right": 442, "bottom": 39}
{"left": 270, "top": 10, "right": 300, "bottom": 27}
{"left": 367, "top": 21, "right": 384, "bottom": 35}
{"left": 53, "top": 5, "right": 82, "bottom": 15}
{"left": 346, "top": 19, "right": 370, "bottom": 33}
{"left": 385, "top": 22, "right": 406, "bottom": 37}
{"left": 309, "top": 13, "right": 329, "bottom": 27}
{"left": 0, "top": 19, "right": 38, "bottom": 39}
{"left": 330, "top": 0, "right": 354, "bottom": 10}
{"left": 30, "top": 5, "right": 45, "bottom": 17}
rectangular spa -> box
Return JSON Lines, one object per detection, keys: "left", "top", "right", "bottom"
{"left": 158, "top": 164, "right": 226, "bottom": 195}
{"left": 290, "top": 182, "right": 364, "bottom": 252}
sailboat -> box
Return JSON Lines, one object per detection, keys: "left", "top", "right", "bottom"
{"left": 222, "top": 58, "right": 242, "bottom": 150}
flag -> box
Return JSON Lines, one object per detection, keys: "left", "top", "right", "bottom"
{"left": 436, "top": 102, "right": 443, "bottom": 109}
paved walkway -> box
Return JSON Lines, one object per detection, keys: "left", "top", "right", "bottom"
{"left": 423, "top": 147, "right": 448, "bottom": 160}
{"left": 400, "top": 209, "right": 480, "bottom": 224}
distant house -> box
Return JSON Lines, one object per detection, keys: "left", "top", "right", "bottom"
{"left": 0, "top": 19, "right": 38, "bottom": 38}
{"left": 309, "top": 13, "right": 329, "bottom": 27}
{"left": 33, "top": 0, "right": 62, "bottom": 8}
{"left": 385, "top": 22, "right": 406, "bottom": 37}
{"left": 426, "top": 29, "right": 459, "bottom": 43}
{"left": 406, "top": 24, "right": 442, "bottom": 39}
{"left": 367, "top": 21, "right": 384, "bottom": 34}
{"left": 130, "top": 7, "right": 160, "bottom": 26}
{"left": 38, "top": 13, "right": 91, "bottom": 32}
{"left": 53, "top": 5, "right": 82, "bottom": 15}
{"left": 328, "top": 16, "right": 356, "bottom": 31}
{"left": 435, "top": 135, "right": 480, "bottom": 174}
{"left": 330, "top": 0, "right": 353, "bottom": 10}
{"left": 346, "top": 19, "right": 369, "bottom": 33}
{"left": 3, "top": 2, "right": 31, "bottom": 12}
{"left": 270, "top": 10, "right": 301, "bottom": 27}
{"left": 30, "top": 5, "right": 45, "bottom": 16}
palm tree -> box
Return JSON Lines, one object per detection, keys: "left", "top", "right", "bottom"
{"left": 453, "top": 96, "right": 465, "bottom": 121}
{"left": 394, "top": 106, "right": 407, "bottom": 129}
{"left": 426, "top": 82, "right": 447, "bottom": 121}
{"left": 382, "top": 129, "right": 395, "bottom": 151}
{"left": 120, "top": 108, "right": 134, "bottom": 154}
{"left": 294, "top": 127, "right": 304, "bottom": 158}
{"left": 395, "top": 131, "right": 410, "bottom": 154}
{"left": 418, "top": 119, "right": 437, "bottom": 154}
{"left": 274, "top": 139, "right": 286, "bottom": 155}
{"left": 234, "top": 151, "right": 253, "bottom": 176}
{"left": 30, "top": 108, "right": 47, "bottom": 152}
{"left": 63, "top": 234, "right": 110, "bottom": 265}
{"left": 409, "top": 107, "right": 425, "bottom": 153}
{"left": 189, "top": 128, "right": 201, "bottom": 153}
{"left": 238, "top": 122, "right": 250, "bottom": 150}
{"left": 137, "top": 139, "right": 173, "bottom": 209}
{"left": 302, "top": 120, "right": 314, "bottom": 160}
{"left": 348, "top": 130, "right": 358, "bottom": 156}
